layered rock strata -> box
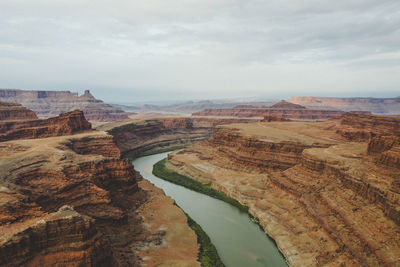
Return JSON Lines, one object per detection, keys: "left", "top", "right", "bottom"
{"left": 165, "top": 114, "right": 400, "bottom": 266}
{"left": 0, "top": 89, "right": 128, "bottom": 122}
{"left": 290, "top": 96, "right": 400, "bottom": 115}
{"left": 101, "top": 116, "right": 259, "bottom": 158}
{"left": 0, "top": 102, "right": 37, "bottom": 121}
{"left": 193, "top": 100, "right": 345, "bottom": 120}
{"left": 328, "top": 112, "right": 400, "bottom": 141}
{"left": 0, "top": 110, "right": 92, "bottom": 142}
{"left": 0, "top": 128, "right": 200, "bottom": 265}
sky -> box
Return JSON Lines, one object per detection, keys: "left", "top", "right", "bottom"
{"left": 0, "top": 0, "right": 399, "bottom": 102}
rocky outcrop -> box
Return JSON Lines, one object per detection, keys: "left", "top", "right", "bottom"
{"left": 368, "top": 135, "right": 399, "bottom": 154}
{"left": 63, "top": 135, "right": 121, "bottom": 158}
{"left": 166, "top": 117, "right": 400, "bottom": 266}
{"left": 330, "top": 113, "right": 400, "bottom": 169}
{"left": 270, "top": 100, "right": 306, "bottom": 109}
{"left": 367, "top": 135, "right": 400, "bottom": 169}
{"left": 0, "top": 128, "right": 200, "bottom": 265}
{"left": 0, "top": 89, "right": 128, "bottom": 122}
{"left": 205, "top": 127, "right": 329, "bottom": 171}
{"left": 0, "top": 102, "right": 37, "bottom": 121}
{"left": 328, "top": 112, "right": 400, "bottom": 141}
{"left": 290, "top": 96, "right": 400, "bottom": 115}
{"left": 0, "top": 205, "right": 112, "bottom": 267}
{"left": 379, "top": 146, "right": 400, "bottom": 169}
{"left": 193, "top": 100, "right": 345, "bottom": 120}
{"left": 102, "top": 117, "right": 259, "bottom": 158}
{"left": 0, "top": 110, "right": 92, "bottom": 142}
{"left": 339, "top": 113, "right": 400, "bottom": 135}
{"left": 0, "top": 132, "right": 135, "bottom": 265}
{"left": 262, "top": 115, "right": 291, "bottom": 122}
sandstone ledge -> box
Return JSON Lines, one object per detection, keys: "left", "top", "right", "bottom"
{"left": 0, "top": 130, "right": 200, "bottom": 266}
{"left": 165, "top": 116, "right": 400, "bottom": 266}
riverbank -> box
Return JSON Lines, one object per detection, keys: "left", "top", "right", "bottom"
{"left": 183, "top": 210, "right": 225, "bottom": 267}
{"left": 153, "top": 158, "right": 288, "bottom": 266}
{"left": 131, "top": 145, "right": 188, "bottom": 159}
{"left": 153, "top": 158, "right": 248, "bottom": 213}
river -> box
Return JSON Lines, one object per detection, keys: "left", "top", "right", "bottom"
{"left": 132, "top": 152, "right": 288, "bottom": 267}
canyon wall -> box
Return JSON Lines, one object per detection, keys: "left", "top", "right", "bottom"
{"left": 102, "top": 116, "right": 259, "bottom": 158}
{"left": 0, "top": 89, "right": 128, "bottom": 122}
{"left": 326, "top": 112, "right": 400, "bottom": 142}
{"left": 0, "top": 113, "right": 201, "bottom": 265}
{"left": 0, "top": 110, "right": 92, "bottom": 142}
{"left": 193, "top": 100, "right": 345, "bottom": 120}
{"left": 290, "top": 96, "right": 400, "bottom": 115}
{"left": 0, "top": 102, "right": 37, "bottom": 121}
{"left": 166, "top": 113, "right": 400, "bottom": 266}
{"left": 0, "top": 132, "right": 137, "bottom": 265}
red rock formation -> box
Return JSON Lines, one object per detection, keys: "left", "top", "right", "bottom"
{"left": 0, "top": 132, "right": 134, "bottom": 265}
{"left": 379, "top": 146, "right": 400, "bottom": 169}
{"left": 103, "top": 117, "right": 260, "bottom": 158}
{"left": 166, "top": 117, "right": 400, "bottom": 266}
{"left": 0, "top": 130, "right": 200, "bottom": 266}
{"left": 262, "top": 115, "right": 291, "bottom": 122}
{"left": 0, "top": 205, "right": 112, "bottom": 267}
{"left": 290, "top": 96, "right": 400, "bottom": 115}
{"left": 193, "top": 100, "right": 345, "bottom": 120}
{"left": 329, "top": 112, "right": 400, "bottom": 141}
{"left": 368, "top": 135, "right": 399, "bottom": 154}
{"left": 0, "top": 89, "right": 129, "bottom": 122}
{"left": 367, "top": 135, "right": 400, "bottom": 169}
{"left": 270, "top": 100, "right": 306, "bottom": 109}
{"left": 206, "top": 127, "right": 329, "bottom": 171}
{"left": 0, "top": 102, "right": 38, "bottom": 121}
{"left": 0, "top": 110, "right": 92, "bottom": 142}
{"left": 63, "top": 135, "right": 121, "bottom": 158}
{"left": 339, "top": 113, "right": 400, "bottom": 135}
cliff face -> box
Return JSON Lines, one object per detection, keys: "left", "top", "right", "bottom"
{"left": 0, "top": 89, "right": 128, "bottom": 122}
{"left": 338, "top": 113, "right": 400, "bottom": 136}
{"left": 0, "top": 129, "right": 200, "bottom": 265}
{"left": 0, "top": 205, "right": 112, "bottom": 267}
{"left": 0, "top": 110, "right": 92, "bottom": 142}
{"left": 336, "top": 114, "right": 400, "bottom": 170}
{"left": 166, "top": 114, "right": 400, "bottom": 266}
{"left": 317, "top": 112, "right": 400, "bottom": 144}
{"left": 193, "top": 100, "right": 345, "bottom": 120}
{"left": 0, "top": 102, "right": 37, "bottom": 121}
{"left": 327, "top": 112, "right": 400, "bottom": 142}
{"left": 206, "top": 127, "right": 329, "bottom": 171}
{"left": 0, "top": 132, "right": 137, "bottom": 265}
{"left": 102, "top": 117, "right": 259, "bottom": 158}
{"left": 368, "top": 136, "right": 400, "bottom": 169}
{"left": 290, "top": 96, "right": 400, "bottom": 115}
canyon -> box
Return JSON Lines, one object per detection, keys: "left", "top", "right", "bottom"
{"left": 0, "top": 89, "right": 129, "bottom": 123}
{"left": 2, "top": 95, "right": 400, "bottom": 266}
{"left": 164, "top": 113, "right": 400, "bottom": 266}
{"left": 193, "top": 100, "right": 346, "bottom": 120}
{"left": 0, "top": 105, "right": 201, "bottom": 266}
{"left": 100, "top": 116, "right": 260, "bottom": 159}
{"left": 290, "top": 96, "right": 400, "bottom": 115}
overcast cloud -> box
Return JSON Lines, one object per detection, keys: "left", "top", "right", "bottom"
{"left": 0, "top": 0, "right": 399, "bottom": 102}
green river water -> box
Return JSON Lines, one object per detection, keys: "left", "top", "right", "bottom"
{"left": 132, "top": 152, "right": 288, "bottom": 267}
